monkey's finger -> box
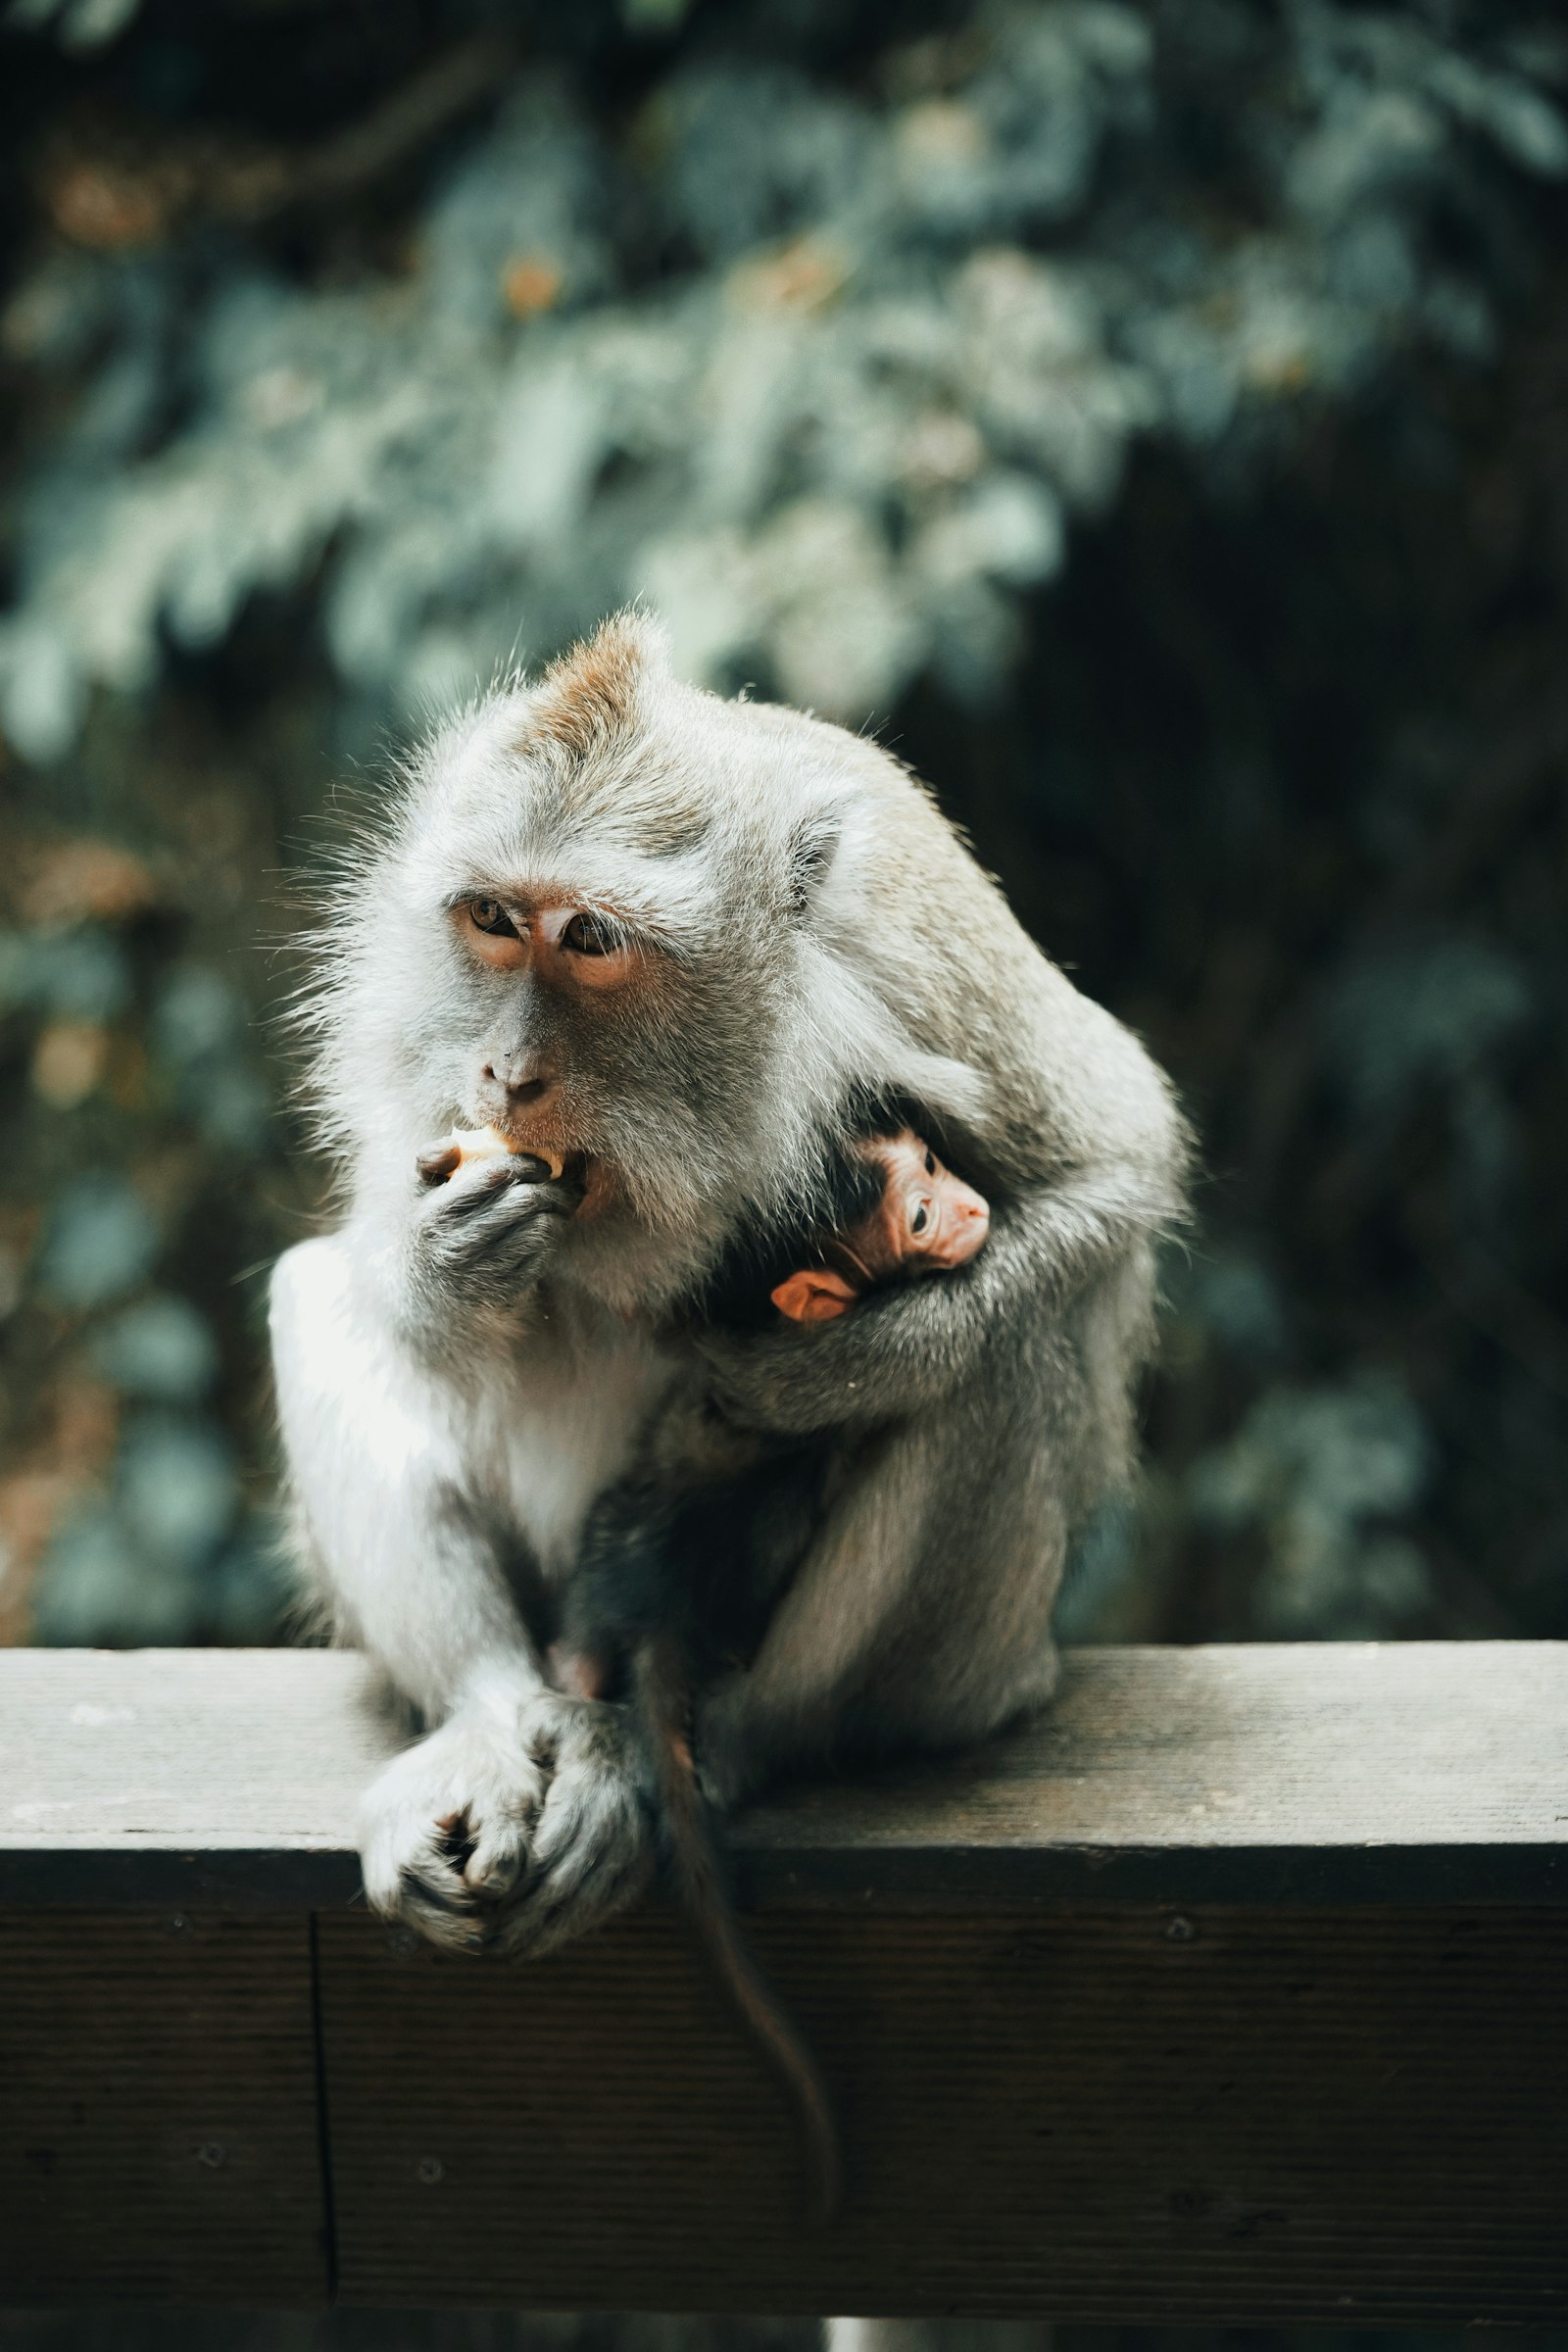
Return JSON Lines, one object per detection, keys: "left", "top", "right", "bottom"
{"left": 362, "top": 1835, "right": 490, "bottom": 1955}
{"left": 436, "top": 1182, "right": 574, "bottom": 1251}
{"left": 500, "top": 1775, "right": 653, "bottom": 1956}
{"left": 507, "top": 1152, "right": 561, "bottom": 1185}
{"left": 434, "top": 1161, "right": 533, "bottom": 1220}
{"left": 397, "top": 1874, "right": 489, "bottom": 1955}
{"left": 498, "top": 1841, "right": 654, "bottom": 1961}
{"left": 416, "top": 1144, "right": 463, "bottom": 1186}
{"left": 461, "top": 1804, "right": 539, "bottom": 1899}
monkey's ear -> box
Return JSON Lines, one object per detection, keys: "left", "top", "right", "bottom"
{"left": 786, "top": 812, "right": 841, "bottom": 918}
{"left": 771, "top": 1266, "right": 858, "bottom": 1322}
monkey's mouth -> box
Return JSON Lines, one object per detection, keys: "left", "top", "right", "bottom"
{"left": 519, "top": 1145, "right": 592, "bottom": 1198}
{"left": 446, "top": 1120, "right": 594, "bottom": 1202}
{"left": 479, "top": 1126, "right": 585, "bottom": 1185}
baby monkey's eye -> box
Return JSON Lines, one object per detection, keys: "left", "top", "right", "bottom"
{"left": 468, "top": 898, "right": 517, "bottom": 937}
{"left": 910, "top": 1200, "right": 930, "bottom": 1236}
{"left": 924, "top": 1150, "right": 936, "bottom": 1175}
{"left": 561, "top": 911, "right": 618, "bottom": 956}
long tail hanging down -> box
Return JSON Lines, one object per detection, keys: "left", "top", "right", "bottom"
{"left": 634, "top": 1631, "right": 843, "bottom": 2227}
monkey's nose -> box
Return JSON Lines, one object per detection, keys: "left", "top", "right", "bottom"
{"left": 956, "top": 1190, "right": 990, "bottom": 1250}
{"left": 482, "top": 1057, "right": 556, "bottom": 1105}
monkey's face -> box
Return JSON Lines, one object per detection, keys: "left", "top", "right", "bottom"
{"left": 439, "top": 884, "right": 721, "bottom": 1220}
{"left": 396, "top": 803, "right": 786, "bottom": 1295}
{"left": 855, "top": 1130, "right": 991, "bottom": 1279}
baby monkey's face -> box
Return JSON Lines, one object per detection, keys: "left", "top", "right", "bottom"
{"left": 769, "top": 1127, "right": 991, "bottom": 1324}
{"left": 856, "top": 1129, "right": 991, "bottom": 1278}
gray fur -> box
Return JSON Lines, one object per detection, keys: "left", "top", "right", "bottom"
{"left": 269, "top": 612, "right": 1188, "bottom": 1952}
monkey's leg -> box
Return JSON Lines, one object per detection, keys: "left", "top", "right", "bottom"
{"left": 550, "top": 1482, "right": 682, "bottom": 1697}
{"left": 692, "top": 1331, "right": 1082, "bottom": 1808}
{"left": 270, "top": 1233, "right": 654, "bottom": 1953}
{"left": 686, "top": 1180, "right": 1164, "bottom": 1801}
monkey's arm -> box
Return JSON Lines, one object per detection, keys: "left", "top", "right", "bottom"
{"left": 695, "top": 1152, "right": 1181, "bottom": 1436}
{"left": 270, "top": 1233, "right": 652, "bottom": 1953}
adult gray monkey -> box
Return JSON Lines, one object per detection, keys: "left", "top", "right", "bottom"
{"left": 270, "top": 612, "right": 1187, "bottom": 1959}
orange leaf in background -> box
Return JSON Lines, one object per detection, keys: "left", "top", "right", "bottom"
{"left": 22, "top": 839, "right": 160, "bottom": 928}
{"left": 45, "top": 159, "right": 176, "bottom": 252}
{"left": 502, "top": 254, "right": 564, "bottom": 318}
{"left": 32, "top": 1022, "right": 109, "bottom": 1111}
{"left": 730, "top": 235, "right": 850, "bottom": 313}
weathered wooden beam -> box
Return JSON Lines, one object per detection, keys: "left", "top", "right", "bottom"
{"left": 1, "top": 1643, "right": 1565, "bottom": 2322}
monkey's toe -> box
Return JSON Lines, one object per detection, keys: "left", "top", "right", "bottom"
{"left": 395, "top": 1860, "right": 489, "bottom": 1955}
{"left": 460, "top": 1814, "right": 534, "bottom": 1900}
{"left": 494, "top": 1728, "right": 654, "bottom": 1959}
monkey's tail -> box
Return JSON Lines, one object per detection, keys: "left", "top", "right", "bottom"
{"left": 634, "top": 1633, "right": 842, "bottom": 2228}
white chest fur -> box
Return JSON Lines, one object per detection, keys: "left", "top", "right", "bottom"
{"left": 464, "top": 1303, "right": 673, "bottom": 1576}
{"left": 270, "top": 1234, "right": 673, "bottom": 1589}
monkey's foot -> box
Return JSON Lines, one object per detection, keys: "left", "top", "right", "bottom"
{"left": 359, "top": 1705, "right": 550, "bottom": 1952}
{"left": 358, "top": 1694, "right": 651, "bottom": 1958}
{"left": 493, "top": 1696, "right": 654, "bottom": 1960}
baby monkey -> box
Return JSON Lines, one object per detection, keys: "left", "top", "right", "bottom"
{"left": 556, "top": 1122, "right": 988, "bottom": 2221}
{"left": 420, "top": 1118, "right": 990, "bottom": 2220}
{"left": 767, "top": 1127, "right": 990, "bottom": 1324}
{"left": 550, "top": 1121, "right": 990, "bottom": 1702}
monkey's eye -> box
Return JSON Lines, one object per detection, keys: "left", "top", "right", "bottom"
{"left": 910, "top": 1200, "right": 930, "bottom": 1237}
{"left": 924, "top": 1150, "right": 936, "bottom": 1176}
{"left": 561, "top": 911, "right": 619, "bottom": 956}
{"left": 467, "top": 898, "right": 518, "bottom": 938}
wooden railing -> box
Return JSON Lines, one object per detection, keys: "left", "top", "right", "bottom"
{"left": 2, "top": 1642, "right": 1564, "bottom": 2322}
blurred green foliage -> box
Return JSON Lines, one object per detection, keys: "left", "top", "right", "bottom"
{"left": 0, "top": 0, "right": 1564, "bottom": 1650}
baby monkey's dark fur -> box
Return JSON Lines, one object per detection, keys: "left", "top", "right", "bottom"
{"left": 557, "top": 1105, "right": 969, "bottom": 1695}
{"left": 553, "top": 1112, "right": 986, "bottom": 2220}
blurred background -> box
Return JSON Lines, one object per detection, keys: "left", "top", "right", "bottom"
{"left": 0, "top": 0, "right": 1565, "bottom": 1660}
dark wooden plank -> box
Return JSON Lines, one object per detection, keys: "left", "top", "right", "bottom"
{"left": 2, "top": 1644, "right": 1565, "bottom": 1906}
{"left": 3, "top": 1643, "right": 1566, "bottom": 2319}
{"left": 316, "top": 1901, "right": 1568, "bottom": 2325}
{"left": 0, "top": 1911, "right": 328, "bottom": 2304}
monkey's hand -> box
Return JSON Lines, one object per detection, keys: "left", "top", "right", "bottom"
{"left": 406, "top": 1148, "right": 580, "bottom": 1309}
{"left": 360, "top": 1691, "right": 653, "bottom": 1958}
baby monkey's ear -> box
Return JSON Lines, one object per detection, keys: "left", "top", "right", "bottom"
{"left": 771, "top": 1266, "right": 858, "bottom": 1323}
{"left": 785, "top": 811, "right": 841, "bottom": 918}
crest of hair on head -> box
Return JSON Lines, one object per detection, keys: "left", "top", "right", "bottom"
{"left": 520, "top": 610, "right": 669, "bottom": 762}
